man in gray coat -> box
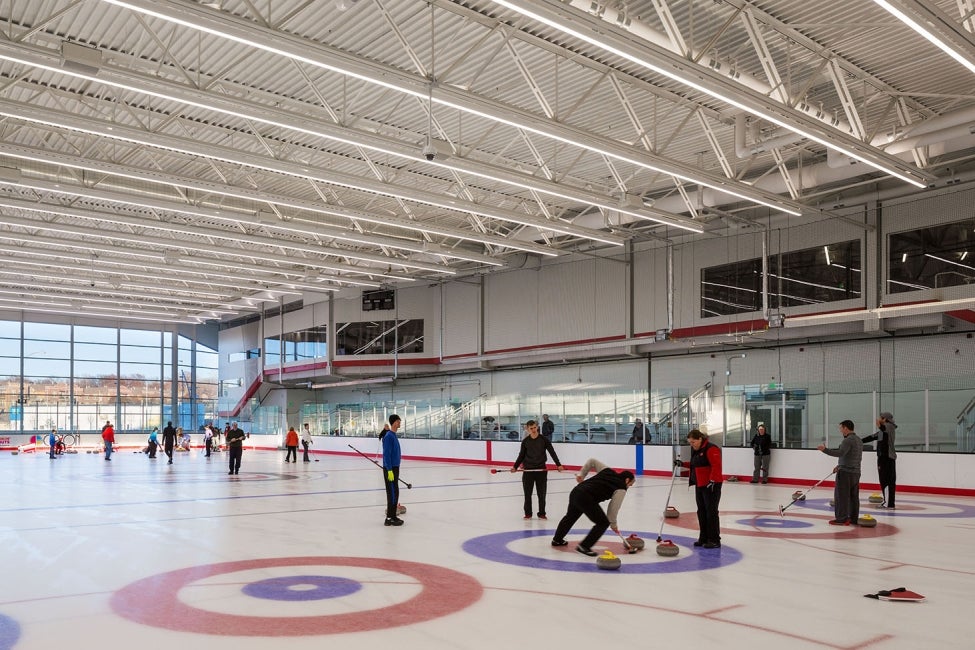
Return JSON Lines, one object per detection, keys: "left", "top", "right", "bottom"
{"left": 817, "top": 419, "right": 863, "bottom": 525}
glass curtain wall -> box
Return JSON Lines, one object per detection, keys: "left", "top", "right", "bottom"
{"left": 0, "top": 319, "right": 215, "bottom": 434}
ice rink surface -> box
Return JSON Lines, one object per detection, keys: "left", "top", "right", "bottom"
{"left": 2, "top": 447, "right": 973, "bottom": 649}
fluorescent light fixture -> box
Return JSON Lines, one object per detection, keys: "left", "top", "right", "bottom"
{"left": 487, "top": 0, "right": 927, "bottom": 190}
{"left": 307, "top": 376, "right": 396, "bottom": 389}
{"left": 0, "top": 299, "right": 203, "bottom": 323}
{"left": 902, "top": 253, "right": 908, "bottom": 263}
{"left": 0, "top": 102, "right": 613, "bottom": 248}
{"left": 824, "top": 246, "right": 832, "bottom": 266}
{"left": 962, "top": 251, "right": 969, "bottom": 261}
{"left": 97, "top": 0, "right": 800, "bottom": 217}
{"left": 0, "top": 146, "right": 512, "bottom": 263}
{"left": 0, "top": 210, "right": 404, "bottom": 282}
{"left": 784, "top": 297, "right": 975, "bottom": 328}
{"left": 872, "top": 0, "right": 975, "bottom": 76}
{"left": 0, "top": 179, "right": 450, "bottom": 275}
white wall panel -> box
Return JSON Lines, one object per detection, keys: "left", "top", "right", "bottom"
{"left": 441, "top": 281, "right": 480, "bottom": 357}
{"left": 632, "top": 245, "right": 668, "bottom": 335}
{"left": 593, "top": 256, "right": 627, "bottom": 338}
{"left": 484, "top": 267, "right": 539, "bottom": 351}
{"left": 537, "top": 259, "right": 597, "bottom": 344}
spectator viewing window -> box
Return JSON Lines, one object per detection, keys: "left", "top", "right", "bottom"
{"left": 771, "top": 240, "right": 861, "bottom": 308}
{"left": 888, "top": 220, "right": 975, "bottom": 292}
{"left": 701, "top": 240, "right": 861, "bottom": 317}
{"left": 701, "top": 259, "right": 764, "bottom": 317}
{"left": 264, "top": 326, "right": 327, "bottom": 364}
{"left": 335, "top": 319, "right": 424, "bottom": 355}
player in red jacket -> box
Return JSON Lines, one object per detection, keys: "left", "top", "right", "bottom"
{"left": 686, "top": 429, "right": 722, "bottom": 548}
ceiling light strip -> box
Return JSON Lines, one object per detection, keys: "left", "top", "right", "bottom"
{"left": 0, "top": 101, "right": 614, "bottom": 248}
{"left": 872, "top": 0, "right": 975, "bottom": 76}
{"left": 488, "top": 0, "right": 929, "bottom": 190}
{"left": 0, "top": 144, "right": 510, "bottom": 264}
{"left": 96, "top": 0, "right": 794, "bottom": 218}
{"left": 0, "top": 187, "right": 451, "bottom": 275}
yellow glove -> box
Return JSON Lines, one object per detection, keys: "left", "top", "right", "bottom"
{"left": 387, "top": 470, "right": 394, "bottom": 482}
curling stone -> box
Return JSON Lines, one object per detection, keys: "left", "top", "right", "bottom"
{"left": 664, "top": 506, "right": 680, "bottom": 518}
{"left": 596, "top": 550, "right": 622, "bottom": 570}
{"left": 656, "top": 540, "right": 680, "bottom": 557}
{"left": 857, "top": 514, "right": 877, "bottom": 527}
{"left": 792, "top": 491, "right": 806, "bottom": 501}
{"left": 830, "top": 499, "right": 835, "bottom": 507}
{"left": 868, "top": 493, "right": 884, "bottom": 504}
{"left": 11, "top": 450, "right": 18, "bottom": 455}
{"left": 625, "top": 534, "right": 645, "bottom": 551}
{"left": 726, "top": 475, "right": 739, "bottom": 482}
{"left": 396, "top": 504, "right": 407, "bottom": 515}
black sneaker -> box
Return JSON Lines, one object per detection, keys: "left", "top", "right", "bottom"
{"left": 384, "top": 517, "right": 404, "bottom": 526}
{"left": 551, "top": 539, "right": 568, "bottom": 547}
{"left": 575, "top": 545, "right": 597, "bottom": 557}
{"left": 702, "top": 542, "right": 721, "bottom": 549}
{"left": 693, "top": 541, "right": 705, "bottom": 547}
{"left": 749, "top": 479, "right": 758, "bottom": 484}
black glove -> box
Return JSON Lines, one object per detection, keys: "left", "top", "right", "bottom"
{"left": 706, "top": 481, "right": 716, "bottom": 491}
{"left": 673, "top": 459, "right": 682, "bottom": 468}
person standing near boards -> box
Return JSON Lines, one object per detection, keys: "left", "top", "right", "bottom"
{"left": 380, "top": 414, "right": 404, "bottom": 527}
{"left": 101, "top": 420, "right": 115, "bottom": 461}
{"left": 511, "top": 419, "right": 563, "bottom": 520}
{"left": 750, "top": 424, "right": 772, "bottom": 483}
{"left": 862, "top": 412, "right": 897, "bottom": 509}
{"left": 541, "top": 414, "right": 555, "bottom": 442}
{"left": 301, "top": 423, "right": 313, "bottom": 462}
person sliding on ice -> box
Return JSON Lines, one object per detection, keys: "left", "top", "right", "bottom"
{"left": 551, "top": 458, "right": 634, "bottom": 556}
{"left": 380, "top": 414, "right": 404, "bottom": 527}
{"left": 512, "top": 419, "right": 563, "bottom": 519}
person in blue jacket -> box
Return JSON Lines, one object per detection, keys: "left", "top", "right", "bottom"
{"left": 381, "top": 414, "right": 404, "bottom": 527}
{"left": 48, "top": 428, "right": 58, "bottom": 459}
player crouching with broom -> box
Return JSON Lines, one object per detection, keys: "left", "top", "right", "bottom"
{"left": 551, "top": 458, "right": 634, "bottom": 556}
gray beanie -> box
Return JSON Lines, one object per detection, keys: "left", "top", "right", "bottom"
{"left": 879, "top": 411, "right": 896, "bottom": 425}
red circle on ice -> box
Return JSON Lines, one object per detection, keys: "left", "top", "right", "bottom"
{"left": 110, "top": 556, "right": 483, "bottom": 636}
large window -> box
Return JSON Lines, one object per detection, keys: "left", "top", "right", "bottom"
{"left": 889, "top": 219, "right": 975, "bottom": 292}
{"left": 264, "top": 326, "right": 327, "bottom": 365}
{"left": 0, "top": 321, "right": 215, "bottom": 433}
{"left": 701, "top": 240, "right": 861, "bottom": 317}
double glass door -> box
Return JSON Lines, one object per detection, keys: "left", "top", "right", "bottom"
{"left": 746, "top": 401, "right": 806, "bottom": 448}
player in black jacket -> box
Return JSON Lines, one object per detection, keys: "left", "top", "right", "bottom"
{"left": 551, "top": 458, "right": 635, "bottom": 556}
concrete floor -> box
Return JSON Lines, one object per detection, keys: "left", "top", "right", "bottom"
{"left": 2, "top": 446, "right": 973, "bottom": 649}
